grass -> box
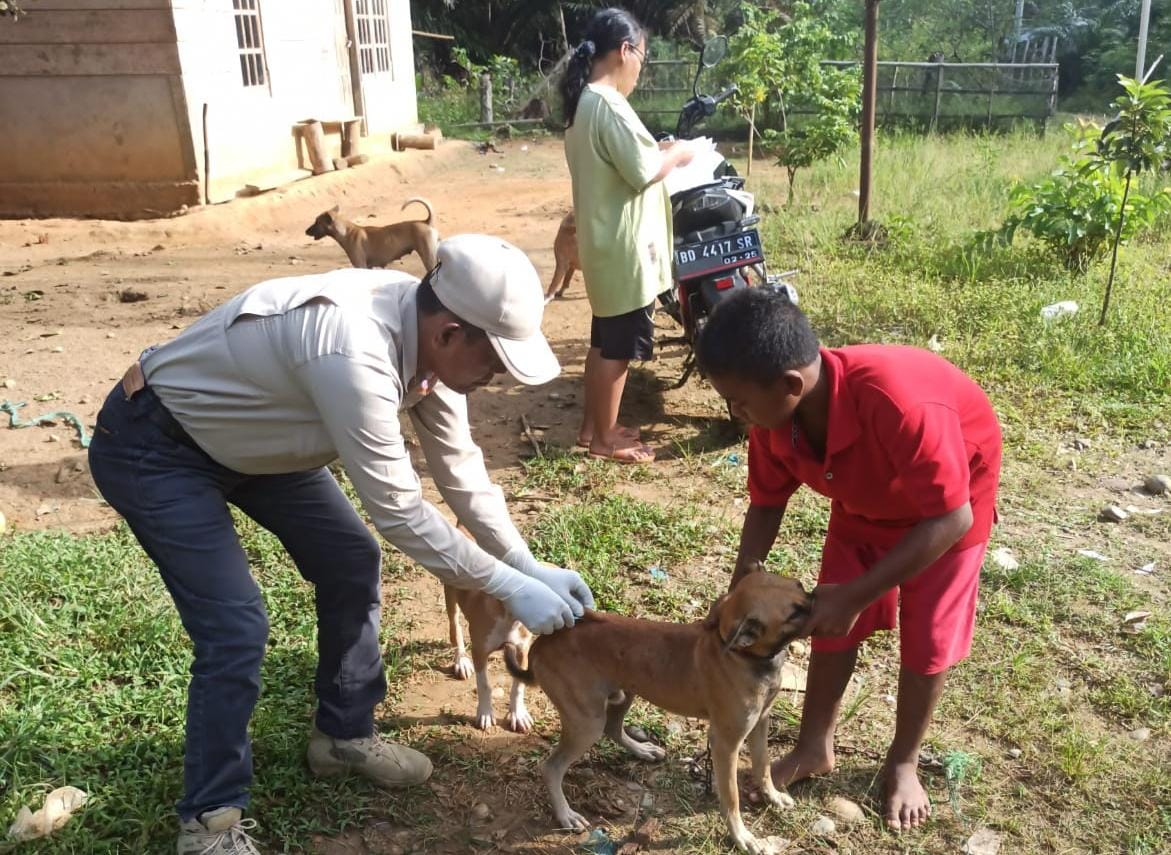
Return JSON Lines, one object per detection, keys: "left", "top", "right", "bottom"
{"left": 3, "top": 128, "right": 1170, "bottom": 852}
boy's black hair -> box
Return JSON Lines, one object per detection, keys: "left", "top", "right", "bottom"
{"left": 696, "top": 288, "right": 820, "bottom": 385}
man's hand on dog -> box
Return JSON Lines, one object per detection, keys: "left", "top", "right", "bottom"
{"left": 503, "top": 545, "right": 595, "bottom": 618}
{"left": 802, "top": 583, "right": 866, "bottom": 638}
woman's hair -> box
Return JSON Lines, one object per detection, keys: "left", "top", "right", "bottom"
{"left": 560, "top": 7, "right": 645, "bottom": 127}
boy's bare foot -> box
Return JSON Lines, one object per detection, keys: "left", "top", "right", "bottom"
{"left": 882, "top": 761, "right": 931, "bottom": 831}
{"left": 769, "top": 744, "right": 835, "bottom": 789}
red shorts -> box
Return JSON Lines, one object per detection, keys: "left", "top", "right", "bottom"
{"left": 811, "top": 535, "right": 988, "bottom": 675}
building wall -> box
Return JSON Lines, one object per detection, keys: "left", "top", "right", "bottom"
{"left": 172, "top": 0, "right": 420, "bottom": 204}
{"left": 0, "top": 0, "right": 200, "bottom": 218}
{"left": 0, "top": 0, "right": 420, "bottom": 218}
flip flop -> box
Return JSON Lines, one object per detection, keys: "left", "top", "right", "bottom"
{"left": 577, "top": 426, "right": 641, "bottom": 449}
{"left": 588, "top": 442, "right": 655, "bottom": 464}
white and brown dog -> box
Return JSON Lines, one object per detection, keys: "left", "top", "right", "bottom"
{"left": 306, "top": 197, "right": 439, "bottom": 271}
{"left": 444, "top": 583, "right": 534, "bottom": 733}
{"left": 505, "top": 563, "right": 811, "bottom": 854}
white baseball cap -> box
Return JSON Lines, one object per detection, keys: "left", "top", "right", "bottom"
{"left": 430, "top": 234, "right": 561, "bottom": 385}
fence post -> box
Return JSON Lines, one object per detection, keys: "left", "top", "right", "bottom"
{"left": 889, "top": 65, "right": 898, "bottom": 116}
{"left": 479, "top": 73, "right": 494, "bottom": 124}
{"left": 931, "top": 63, "right": 945, "bottom": 132}
{"left": 987, "top": 67, "right": 997, "bottom": 130}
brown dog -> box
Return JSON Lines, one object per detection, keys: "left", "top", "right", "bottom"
{"left": 305, "top": 197, "right": 438, "bottom": 271}
{"left": 505, "top": 563, "right": 811, "bottom": 854}
{"left": 444, "top": 584, "right": 534, "bottom": 732}
{"left": 544, "top": 211, "right": 579, "bottom": 303}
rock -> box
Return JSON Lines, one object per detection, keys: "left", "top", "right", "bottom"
{"left": 50, "top": 346, "right": 64, "bottom": 354}
{"left": 105, "top": 332, "right": 116, "bottom": 339}
{"left": 2, "top": 378, "right": 14, "bottom": 389}
{"left": 666, "top": 719, "right": 684, "bottom": 736}
{"left": 1144, "top": 474, "right": 1170, "bottom": 496}
{"left": 990, "top": 547, "right": 1019, "bottom": 570}
{"left": 0, "top": 510, "right": 6, "bottom": 535}
{"left": 1071, "top": 436, "right": 1092, "bottom": 451}
{"left": 1100, "top": 505, "right": 1129, "bottom": 522}
{"left": 470, "top": 802, "right": 491, "bottom": 821}
{"left": 1148, "top": 683, "right": 1165, "bottom": 698}
{"left": 1122, "top": 611, "right": 1152, "bottom": 634}
{"left": 491, "top": 686, "right": 505, "bottom": 700}
{"left": 826, "top": 796, "right": 865, "bottom": 825}
{"left": 1007, "top": 747, "right": 1022, "bottom": 759}
{"left": 811, "top": 815, "right": 836, "bottom": 836}
{"left": 780, "top": 662, "right": 806, "bottom": 691}
{"left": 789, "top": 640, "right": 808, "bottom": 657}
{"left": 640, "top": 792, "right": 653, "bottom": 810}
{"left": 882, "top": 693, "right": 896, "bottom": 706}
{"left": 927, "top": 334, "right": 944, "bottom": 353}
{"left": 35, "top": 503, "right": 52, "bottom": 517}
{"left": 1128, "top": 727, "right": 1151, "bottom": 742}
{"left": 963, "top": 827, "right": 1002, "bottom": 855}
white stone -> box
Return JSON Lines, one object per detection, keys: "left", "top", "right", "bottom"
{"left": 810, "top": 816, "right": 836, "bottom": 836}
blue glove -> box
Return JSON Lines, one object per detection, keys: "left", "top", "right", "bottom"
{"left": 503, "top": 545, "right": 596, "bottom": 618}
{"left": 482, "top": 562, "right": 574, "bottom": 635}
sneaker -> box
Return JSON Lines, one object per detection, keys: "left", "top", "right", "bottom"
{"left": 177, "top": 807, "right": 260, "bottom": 854}
{"left": 306, "top": 726, "right": 433, "bottom": 787}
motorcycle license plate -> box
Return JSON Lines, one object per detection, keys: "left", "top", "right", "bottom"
{"left": 674, "top": 229, "right": 763, "bottom": 281}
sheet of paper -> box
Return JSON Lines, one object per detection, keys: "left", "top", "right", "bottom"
{"left": 663, "top": 138, "right": 725, "bottom": 197}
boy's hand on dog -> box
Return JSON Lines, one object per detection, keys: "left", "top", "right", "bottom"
{"left": 803, "top": 583, "right": 866, "bottom": 638}
{"left": 503, "top": 545, "right": 595, "bottom": 617}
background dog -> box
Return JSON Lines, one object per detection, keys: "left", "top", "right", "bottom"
{"left": 305, "top": 197, "right": 438, "bottom": 271}
{"left": 544, "top": 211, "right": 579, "bottom": 303}
{"left": 505, "top": 563, "right": 811, "bottom": 854}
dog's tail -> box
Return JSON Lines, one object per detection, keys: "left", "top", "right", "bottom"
{"left": 503, "top": 642, "right": 536, "bottom": 685}
{"left": 401, "top": 196, "right": 434, "bottom": 224}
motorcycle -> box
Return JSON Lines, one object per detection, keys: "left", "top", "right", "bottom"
{"left": 657, "top": 36, "right": 798, "bottom": 388}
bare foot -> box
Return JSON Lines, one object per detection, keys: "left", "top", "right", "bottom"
{"left": 588, "top": 440, "right": 655, "bottom": 464}
{"left": 769, "top": 745, "right": 835, "bottom": 789}
{"left": 577, "top": 425, "right": 640, "bottom": 448}
{"left": 882, "top": 761, "right": 931, "bottom": 831}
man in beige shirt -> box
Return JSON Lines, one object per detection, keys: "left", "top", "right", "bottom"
{"left": 88, "top": 235, "right": 593, "bottom": 854}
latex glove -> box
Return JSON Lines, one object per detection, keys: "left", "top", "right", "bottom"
{"left": 503, "top": 545, "right": 596, "bottom": 618}
{"left": 482, "top": 562, "right": 574, "bottom": 635}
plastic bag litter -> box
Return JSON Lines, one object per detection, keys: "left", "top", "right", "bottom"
{"left": 7, "top": 786, "right": 88, "bottom": 842}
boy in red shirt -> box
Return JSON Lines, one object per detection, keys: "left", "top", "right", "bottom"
{"left": 696, "top": 289, "right": 1001, "bottom": 831}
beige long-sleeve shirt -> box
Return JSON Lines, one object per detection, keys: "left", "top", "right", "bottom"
{"left": 142, "top": 267, "right": 524, "bottom": 588}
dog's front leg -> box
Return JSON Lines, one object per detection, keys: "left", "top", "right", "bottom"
{"left": 473, "top": 660, "right": 496, "bottom": 730}
{"left": 506, "top": 676, "right": 533, "bottom": 733}
{"left": 711, "top": 726, "right": 777, "bottom": 855}
{"left": 747, "top": 710, "right": 794, "bottom": 810}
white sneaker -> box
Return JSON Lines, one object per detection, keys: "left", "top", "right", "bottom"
{"left": 176, "top": 807, "right": 261, "bottom": 854}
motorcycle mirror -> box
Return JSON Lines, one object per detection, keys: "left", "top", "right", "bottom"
{"left": 700, "top": 35, "right": 728, "bottom": 68}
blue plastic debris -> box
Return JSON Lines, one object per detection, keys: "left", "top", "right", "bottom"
{"left": 648, "top": 566, "right": 668, "bottom": 582}
{"left": 581, "top": 827, "right": 617, "bottom": 855}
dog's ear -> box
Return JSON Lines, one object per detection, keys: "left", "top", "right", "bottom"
{"left": 723, "top": 616, "right": 764, "bottom": 650}
{"left": 702, "top": 594, "right": 729, "bottom": 630}
{"left": 329, "top": 204, "right": 340, "bottom": 215}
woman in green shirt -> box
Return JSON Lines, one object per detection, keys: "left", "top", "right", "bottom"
{"left": 561, "top": 7, "right": 697, "bottom": 463}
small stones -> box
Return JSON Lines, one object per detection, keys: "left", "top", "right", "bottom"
{"left": 1128, "top": 727, "right": 1151, "bottom": 742}
{"left": 963, "top": 827, "right": 1002, "bottom": 855}
{"left": 1143, "top": 474, "right": 1170, "bottom": 496}
{"left": 990, "top": 547, "right": 1019, "bottom": 570}
{"left": 1122, "top": 611, "right": 1152, "bottom": 634}
{"left": 1007, "top": 747, "right": 1022, "bottom": 759}
{"left": 810, "top": 815, "right": 836, "bottom": 836}
{"left": 1071, "top": 436, "right": 1092, "bottom": 451}
{"left": 490, "top": 686, "right": 505, "bottom": 700}
{"left": 1099, "top": 504, "right": 1129, "bottom": 522}
{"left": 825, "top": 796, "right": 864, "bottom": 825}
{"left": 2, "top": 378, "right": 15, "bottom": 389}
{"left": 470, "top": 802, "right": 491, "bottom": 822}
{"left": 640, "top": 791, "right": 654, "bottom": 811}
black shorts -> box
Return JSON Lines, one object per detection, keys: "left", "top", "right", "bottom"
{"left": 590, "top": 303, "right": 655, "bottom": 361}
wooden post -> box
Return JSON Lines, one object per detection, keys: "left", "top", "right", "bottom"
{"left": 480, "top": 73, "right": 494, "bottom": 124}
{"left": 888, "top": 64, "right": 898, "bottom": 116}
{"left": 987, "top": 67, "right": 997, "bottom": 130}
{"left": 746, "top": 103, "right": 755, "bottom": 177}
{"left": 341, "top": 0, "right": 367, "bottom": 136}
{"left": 299, "top": 120, "right": 333, "bottom": 175}
{"left": 858, "top": 0, "right": 880, "bottom": 227}
{"left": 930, "top": 62, "right": 944, "bottom": 132}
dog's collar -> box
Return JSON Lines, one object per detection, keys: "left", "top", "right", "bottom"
{"left": 718, "top": 632, "right": 794, "bottom": 663}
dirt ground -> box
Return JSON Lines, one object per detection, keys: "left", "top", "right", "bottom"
{"left": 0, "top": 138, "right": 737, "bottom": 853}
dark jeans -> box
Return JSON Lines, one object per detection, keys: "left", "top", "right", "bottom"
{"left": 88, "top": 382, "right": 386, "bottom": 821}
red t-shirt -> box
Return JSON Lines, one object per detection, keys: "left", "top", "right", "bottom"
{"left": 748, "top": 346, "right": 1002, "bottom": 552}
